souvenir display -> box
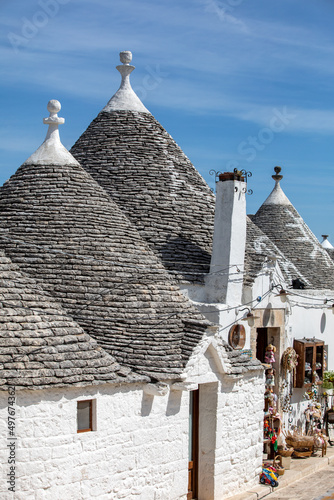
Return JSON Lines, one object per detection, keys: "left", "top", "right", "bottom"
{"left": 264, "top": 344, "right": 276, "bottom": 364}
{"left": 262, "top": 341, "right": 329, "bottom": 467}
{"left": 260, "top": 467, "right": 278, "bottom": 487}
{"left": 265, "top": 367, "right": 275, "bottom": 388}
{"left": 282, "top": 347, "right": 298, "bottom": 377}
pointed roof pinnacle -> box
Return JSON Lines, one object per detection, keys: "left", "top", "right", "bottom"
{"left": 102, "top": 51, "right": 151, "bottom": 114}
{"left": 321, "top": 235, "right": 334, "bottom": 249}
{"left": 24, "top": 100, "right": 79, "bottom": 166}
{"left": 262, "top": 166, "right": 292, "bottom": 206}
{"left": 272, "top": 165, "right": 283, "bottom": 182}
{"left": 43, "top": 99, "right": 64, "bottom": 127}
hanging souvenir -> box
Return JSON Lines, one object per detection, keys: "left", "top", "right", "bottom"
{"left": 264, "top": 344, "right": 276, "bottom": 364}
{"left": 265, "top": 367, "right": 276, "bottom": 388}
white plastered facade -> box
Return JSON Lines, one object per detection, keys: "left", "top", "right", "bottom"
{"left": 0, "top": 333, "right": 264, "bottom": 500}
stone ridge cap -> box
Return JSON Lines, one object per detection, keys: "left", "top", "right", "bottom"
{"left": 23, "top": 141, "right": 79, "bottom": 167}
{"left": 321, "top": 236, "right": 334, "bottom": 249}
{"left": 24, "top": 99, "right": 80, "bottom": 167}
{"left": 102, "top": 51, "right": 151, "bottom": 114}
{"left": 103, "top": 87, "right": 151, "bottom": 114}
{"left": 262, "top": 180, "right": 292, "bottom": 206}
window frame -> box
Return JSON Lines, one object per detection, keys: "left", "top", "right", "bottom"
{"left": 77, "top": 399, "right": 93, "bottom": 433}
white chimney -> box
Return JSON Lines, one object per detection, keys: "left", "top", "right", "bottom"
{"left": 205, "top": 171, "right": 247, "bottom": 305}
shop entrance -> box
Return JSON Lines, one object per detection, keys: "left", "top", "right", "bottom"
{"left": 188, "top": 382, "right": 218, "bottom": 499}
{"left": 188, "top": 389, "right": 199, "bottom": 499}
{"left": 256, "top": 327, "right": 268, "bottom": 363}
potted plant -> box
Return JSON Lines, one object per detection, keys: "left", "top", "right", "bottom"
{"left": 322, "top": 371, "right": 334, "bottom": 394}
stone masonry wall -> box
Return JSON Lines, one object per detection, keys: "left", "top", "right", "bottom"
{"left": 0, "top": 383, "right": 190, "bottom": 500}
{"left": 215, "top": 373, "right": 264, "bottom": 499}
{"left": 186, "top": 342, "right": 264, "bottom": 499}
{"left": 0, "top": 361, "right": 264, "bottom": 500}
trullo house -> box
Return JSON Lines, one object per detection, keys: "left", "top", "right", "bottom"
{"left": 1, "top": 50, "right": 334, "bottom": 500}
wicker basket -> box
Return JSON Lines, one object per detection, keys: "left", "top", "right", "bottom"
{"left": 273, "top": 456, "right": 285, "bottom": 475}
{"left": 277, "top": 447, "right": 294, "bottom": 457}
{"left": 293, "top": 448, "right": 313, "bottom": 458}
{"left": 286, "top": 437, "right": 314, "bottom": 448}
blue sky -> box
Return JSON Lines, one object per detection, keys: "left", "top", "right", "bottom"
{"left": 1, "top": 0, "right": 334, "bottom": 242}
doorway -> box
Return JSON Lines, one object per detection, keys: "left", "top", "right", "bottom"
{"left": 256, "top": 327, "right": 268, "bottom": 363}
{"left": 188, "top": 389, "right": 199, "bottom": 500}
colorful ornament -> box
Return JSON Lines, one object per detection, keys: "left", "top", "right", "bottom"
{"left": 264, "top": 344, "right": 276, "bottom": 364}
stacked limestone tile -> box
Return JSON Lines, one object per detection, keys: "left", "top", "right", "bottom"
{"left": 0, "top": 100, "right": 211, "bottom": 380}
{"left": 0, "top": 251, "right": 142, "bottom": 389}
{"left": 70, "top": 52, "right": 306, "bottom": 291}
{"left": 251, "top": 167, "right": 334, "bottom": 290}
{"left": 244, "top": 218, "right": 303, "bottom": 288}
{"left": 70, "top": 52, "right": 216, "bottom": 284}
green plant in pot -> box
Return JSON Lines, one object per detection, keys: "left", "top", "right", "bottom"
{"left": 323, "top": 371, "right": 334, "bottom": 389}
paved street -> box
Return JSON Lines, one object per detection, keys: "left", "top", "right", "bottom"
{"left": 265, "top": 464, "right": 334, "bottom": 500}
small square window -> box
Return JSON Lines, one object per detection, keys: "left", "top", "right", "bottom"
{"left": 77, "top": 400, "right": 93, "bottom": 433}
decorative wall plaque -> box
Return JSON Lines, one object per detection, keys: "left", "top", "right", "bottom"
{"left": 228, "top": 324, "right": 246, "bottom": 350}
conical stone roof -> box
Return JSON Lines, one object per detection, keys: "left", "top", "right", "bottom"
{"left": 244, "top": 217, "right": 309, "bottom": 287}
{"left": 324, "top": 248, "right": 334, "bottom": 262}
{"left": 0, "top": 251, "right": 141, "bottom": 390}
{"left": 70, "top": 53, "right": 289, "bottom": 290}
{"left": 0, "top": 101, "right": 211, "bottom": 380}
{"left": 321, "top": 236, "right": 334, "bottom": 261}
{"left": 70, "top": 52, "right": 215, "bottom": 284}
{"left": 251, "top": 167, "right": 334, "bottom": 290}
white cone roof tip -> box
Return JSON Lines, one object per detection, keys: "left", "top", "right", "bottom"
{"left": 262, "top": 166, "right": 292, "bottom": 206}
{"left": 321, "top": 235, "right": 334, "bottom": 249}
{"left": 102, "top": 51, "right": 151, "bottom": 114}
{"left": 24, "top": 100, "right": 80, "bottom": 166}
{"left": 263, "top": 180, "right": 292, "bottom": 206}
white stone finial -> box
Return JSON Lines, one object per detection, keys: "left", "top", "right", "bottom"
{"left": 47, "top": 99, "right": 61, "bottom": 113}
{"left": 119, "top": 51, "right": 132, "bottom": 64}
{"left": 102, "top": 51, "right": 150, "bottom": 113}
{"left": 263, "top": 166, "right": 292, "bottom": 206}
{"left": 43, "top": 99, "right": 65, "bottom": 126}
{"left": 23, "top": 100, "right": 79, "bottom": 166}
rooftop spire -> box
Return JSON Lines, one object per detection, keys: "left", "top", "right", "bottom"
{"left": 24, "top": 100, "right": 79, "bottom": 166}
{"left": 272, "top": 165, "right": 283, "bottom": 182}
{"left": 262, "top": 166, "right": 292, "bottom": 206}
{"left": 102, "top": 51, "right": 151, "bottom": 114}
{"left": 321, "top": 235, "right": 334, "bottom": 249}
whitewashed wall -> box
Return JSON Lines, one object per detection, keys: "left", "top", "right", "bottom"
{"left": 250, "top": 267, "right": 334, "bottom": 427}
{"left": 250, "top": 265, "right": 334, "bottom": 362}
{"left": 185, "top": 340, "right": 264, "bottom": 499}
{"left": 214, "top": 373, "right": 264, "bottom": 499}
{"left": 0, "top": 383, "right": 190, "bottom": 500}
{"left": 0, "top": 341, "right": 264, "bottom": 500}
{"left": 285, "top": 293, "right": 334, "bottom": 426}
